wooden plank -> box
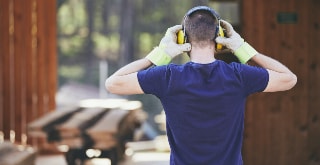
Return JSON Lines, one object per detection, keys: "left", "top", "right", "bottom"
{"left": 25, "top": 0, "right": 38, "bottom": 145}
{"left": 27, "top": 100, "right": 146, "bottom": 158}
{"left": 35, "top": 0, "right": 57, "bottom": 116}
{"left": 270, "top": 0, "right": 293, "bottom": 164}
{"left": 287, "top": 0, "right": 309, "bottom": 164}
{"left": 56, "top": 137, "right": 84, "bottom": 149}
{"left": 0, "top": 142, "right": 36, "bottom": 165}
{"left": 12, "top": 0, "right": 25, "bottom": 143}
{"left": 0, "top": 0, "right": 10, "bottom": 140}
{"left": 92, "top": 140, "right": 117, "bottom": 150}
{"left": 79, "top": 99, "right": 128, "bottom": 109}
{"left": 242, "top": 0, "right": 319, "bottom": 164}
{"left": 1, "top": 0, "right": 12, "bottom": 140}
{"left": 87, "top": 133, "right": 114, "bottom": 142}
{"left": 86, "top": 109, "right": 129, "bottom": 135}
{"left": 35, "top": 0, "right": 45, "bottom": 118}
{"left": 19, "top": 0, "right": 32, "bottom": 145}
{"left": 43, "top": 0, "right": 57, "bottom": 113}
{"left": 242, "top": 1, "right": 268, "bottom": 164}
{"left": 242, "top": 0, "right": 269, "bottom": 164}
{"left": 0, "top": 150, "right": 36, "bottom": 165}
{"left": 0, "top": 0, "right": 57, "bottom": 145}
{"left": 57, "top": 108, "right": 107, "bottom": 138}
{"left": 307, "top": 0, "right": 320, "bottom": 164}
{"left": 28, "top": 106, "right": 82, "bottom": 137}
{"left": 86, "top": 109, "right": 131, "bottom": 144}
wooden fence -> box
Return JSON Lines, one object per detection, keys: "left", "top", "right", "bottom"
{"left": 0, "top": 0, "right": 56, "bottom": 145}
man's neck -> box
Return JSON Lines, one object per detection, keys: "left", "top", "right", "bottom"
{"left": 189, "top": 44, "right": 216, "bottom": 64}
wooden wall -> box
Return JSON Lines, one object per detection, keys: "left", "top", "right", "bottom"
{"left": 0, "top": 0, "right": 56, "bottom": 145}
{"left": 242, "top": 0, "right": 320, "bottom": 164}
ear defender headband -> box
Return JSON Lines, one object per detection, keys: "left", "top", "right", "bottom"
{"left": 177, "top": 6, "right": 224, "bottom": 50}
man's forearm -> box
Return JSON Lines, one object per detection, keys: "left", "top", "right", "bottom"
{"left": 105, "top": 58, "right": 153, "bottom": 95}
{"left": 251, "top": 53, "right": 293, "bottom": 74}
{"left": 111, "top": 58, "right": 153, "bottom": 77}
{"left": 251, "top": 53, "right": 297, "bottom": 92}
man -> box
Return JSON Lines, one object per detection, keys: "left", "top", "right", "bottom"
{"left": 105, "top": 6, "right": 297, "bottom": 165}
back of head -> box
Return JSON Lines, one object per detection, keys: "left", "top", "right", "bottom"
{"left": 184, "top": 9, "right": 219, "bottom": 47}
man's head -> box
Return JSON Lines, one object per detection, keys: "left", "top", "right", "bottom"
{"left": 183, "top": 6, "right": 220, "bottom": 48}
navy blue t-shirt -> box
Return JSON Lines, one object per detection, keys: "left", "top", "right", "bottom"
{"left": 137, "top": 60, "right": 269, "bottom": 165}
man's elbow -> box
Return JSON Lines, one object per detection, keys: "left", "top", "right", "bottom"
{"left": 105, "top": 77, "right": 119, "bottom": 94}
{"left": 282, "top": 73, "right": 297, "bottom": 91}
{"left": 264, "top": 73, "right": 298, "bottom": 92}
{"left": 287, "top": 73, "right": 298, "bottom": 90}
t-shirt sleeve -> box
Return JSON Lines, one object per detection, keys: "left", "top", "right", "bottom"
{"left": 237, "top": 64, "right": 269, "bottom": 96}
{"left": 137, "top": 66, "right": 168, "bottom": 98}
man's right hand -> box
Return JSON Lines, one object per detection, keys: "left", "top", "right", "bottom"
{"left": 145, "top": 25, "right": 191, "bottom": 66}
{"left": 160, "top": 25, "right": 191, "bottom": 58}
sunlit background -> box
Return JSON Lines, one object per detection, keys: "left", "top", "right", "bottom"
{"left": 56, "top": 0, "right": 239, "bottom": 135}
{"left": 53, "top": 1, "right": 239, "bottom": 164}
{"left": 2, "top": 0, "right": 318, "bottom": 164}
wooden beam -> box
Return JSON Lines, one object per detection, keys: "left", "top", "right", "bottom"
{"left": 0, "top": 0, "right": 57, "bottom": 145}
{"left": 0, "top": 0, "right": 10, "bottom": 141}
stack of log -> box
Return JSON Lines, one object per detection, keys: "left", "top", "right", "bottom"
{"left": 0, "top": 141, "right": 36, "bottom": 165}
{"left": 28, "top": 99, "right": 146, "bottom": 164}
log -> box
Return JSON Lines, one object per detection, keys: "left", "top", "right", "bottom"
{"left": 92, "top": 140, "right": 117, "bottom": 150}
{"left": 27, "top": 98, "right": 147, "bottom": 161}
{"left": 0, "top": 141, "right": 37, "bottom": 165}
{"left": 57, "top": 108, "right": 107, "bottom": 139}
{"left": 79, "top": 99, "right": 128, "bottom": 109}
{"left": 86, "top": 109, "right": 129, "bottom": 136}
{"left": 56, "top": 137, "right": 84, "bottom": 149}
{"left": 27, "top": 106, "right": 82, "bottom": 137}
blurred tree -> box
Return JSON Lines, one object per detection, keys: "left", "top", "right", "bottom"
{"left": 119, "top": 0, "right": 134, "bottom": 66}
{"left": 57, "top": 0, "right": 211, "bottom": 132}
{"left": 57, "top": 0, "right": 66, "bottom": 8}
{"left": 57, "top": 0, "right": 211, "bottom": 86}
{"left": 81, "top": 0, "right": 96, "bottom": 84}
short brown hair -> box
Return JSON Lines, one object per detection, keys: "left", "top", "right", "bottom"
{"left": 184, "top": 10, "right": 219, "bottom": 47}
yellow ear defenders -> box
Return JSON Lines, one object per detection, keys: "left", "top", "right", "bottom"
{"left": 177, "top": 6, "right": 224, "bottom": 50}
{"left": 216, "top": 20, "right": 224, "bottom": 50}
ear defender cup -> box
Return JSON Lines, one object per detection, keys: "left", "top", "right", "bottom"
{"left": 216, "top": 21, "right": 224, "bottom": 50}
{"left": 177, "top": 6, "right": 224, "bottom": 50}
{"left": 177, "top": 29, "right": 185, "bottom": 44}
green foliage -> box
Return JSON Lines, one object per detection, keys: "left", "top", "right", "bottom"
{"left": 58, "top": 1, "right": 87, "bottom": 35}
{"left": 59, "top": 35, "right": 86, "bottom": 57}
{"left": 92, "top": 32, "right": 119, "bottom": 60}
{"left": 57, "top": 0, "right": 208, "bottom": 87}
{"left": 57, "top": 0, "right": 214, "bottom": 133}
{"left": 138, "top": 33, "right": 155, "bottom": 54}
{"left": 59, "top": 65, "right": 84, "bottom": 80}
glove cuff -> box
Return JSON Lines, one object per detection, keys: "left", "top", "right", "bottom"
{"left": 234, "top": 42, "right": 258, "bottom": 64}
{"left": 145, "top": 47, "right": 172, "bottom": 66}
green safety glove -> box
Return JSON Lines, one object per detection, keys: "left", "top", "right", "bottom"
{"left": 215, "top": 20, "right": 258, "bottom": 64}
{"left": 146, "top": 25, "right": 191, "bottom": 66}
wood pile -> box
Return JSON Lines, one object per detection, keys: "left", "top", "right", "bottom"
{"left": 27, "top": 99, "right": 146, "bottom": 163}
{"left": 0, "top": 141, "right": 36, "bottom": 165}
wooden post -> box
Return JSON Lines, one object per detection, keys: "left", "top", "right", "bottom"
{"left": 0, "top": 0, "right": 56, "bottom": 145}
{"left": 0, "top": 0, "right": 10, "bottom": 142}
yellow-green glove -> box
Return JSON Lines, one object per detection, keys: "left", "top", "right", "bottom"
{"left": 215, "top": 20, "right": 258, "bottom": 64}
{"left": 146, "top": 25, "right": 191, "bottom": 66}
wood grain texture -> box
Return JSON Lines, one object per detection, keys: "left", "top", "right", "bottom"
{"left": 242, "top": 0, "right": 320, "bottom": 164}
{"left": 0, "top": 0, "right": 56, "bottom": 144}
